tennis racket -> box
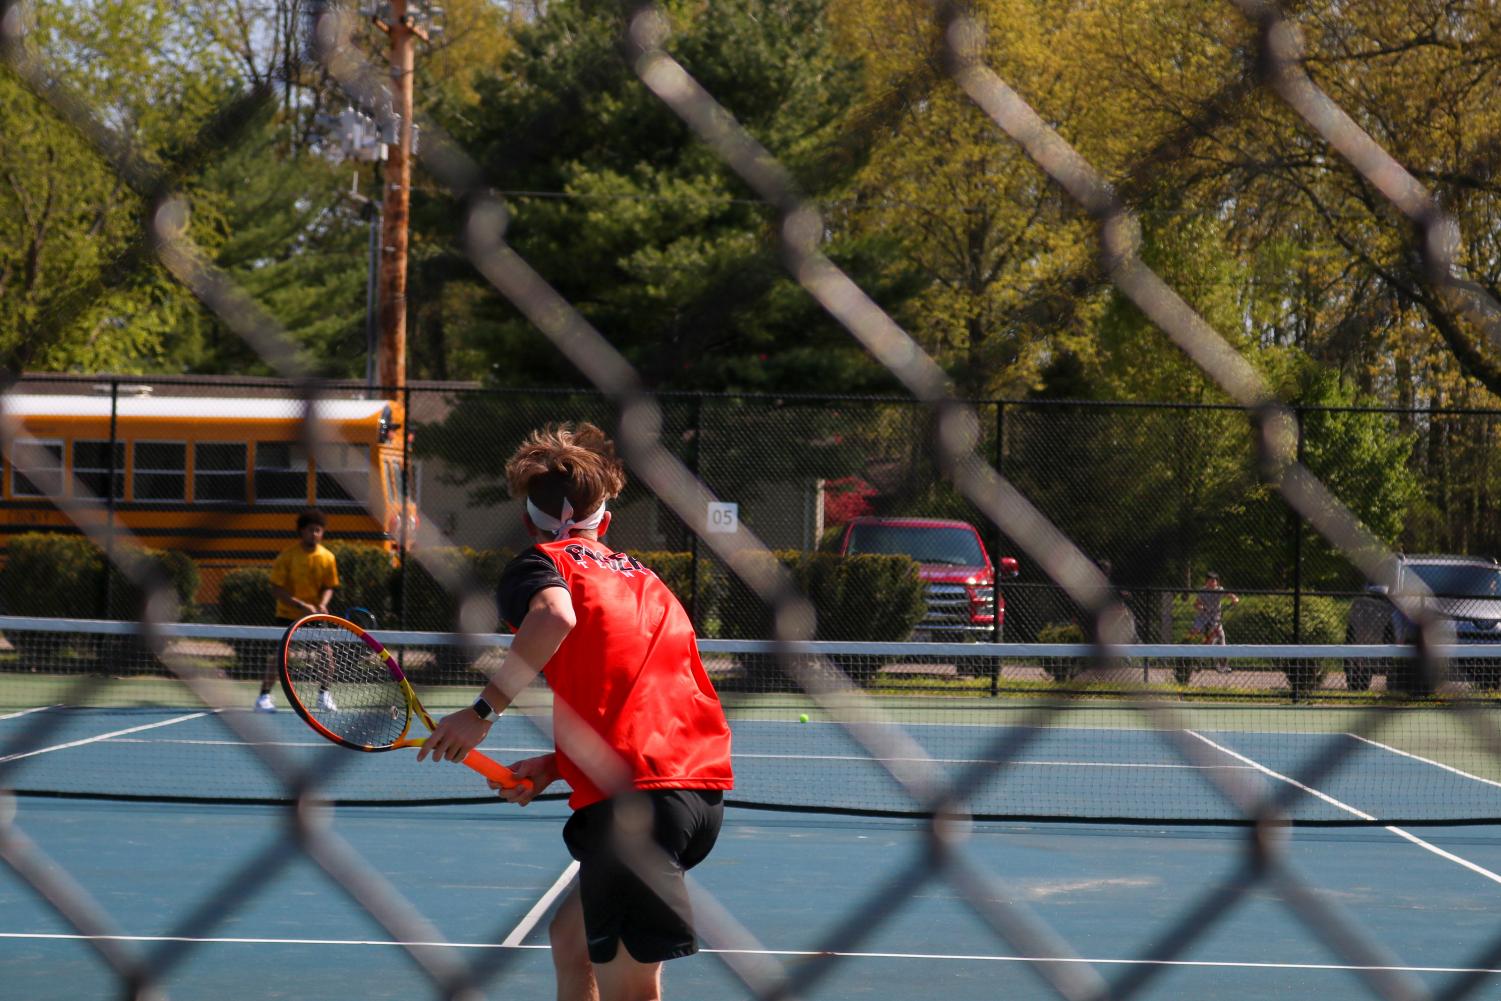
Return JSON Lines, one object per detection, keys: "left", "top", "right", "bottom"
{"left": 344, "top": 606, "right": 378, "bottom": 630}
{"left": 278, "top": 613, "right": 528, "bottom": 791}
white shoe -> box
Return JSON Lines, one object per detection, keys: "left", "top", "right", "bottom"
{"left": 254, "top": 693, "right": 276, "bottom": 713}
{"left": 317, "top": 689, "right": 338, "bottom": 712}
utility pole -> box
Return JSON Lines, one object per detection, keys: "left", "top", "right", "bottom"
{"left": 371, "top": 1, "right": 427, "bottom": 395}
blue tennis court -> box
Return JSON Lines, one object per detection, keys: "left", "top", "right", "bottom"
{"left": 6, "top": 703, "right": 1501, "bottom": 824}
{"left": 5, "top": 701, "right": 1501, "bottom": 998}
{"left": 5, "top": 798, "right": 1501, "bottom": 1000}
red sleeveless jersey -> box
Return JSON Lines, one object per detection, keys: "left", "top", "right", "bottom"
{"left": 511, "top": 539, "right": 734, "bottom": 810}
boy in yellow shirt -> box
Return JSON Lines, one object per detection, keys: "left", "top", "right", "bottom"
{"left": 255, "top": 508, "right": 340, "bottom": 712}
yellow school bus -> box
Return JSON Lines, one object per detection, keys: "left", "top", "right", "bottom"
{"left": 0, "top": 393, "right": 413, "bottom": 593}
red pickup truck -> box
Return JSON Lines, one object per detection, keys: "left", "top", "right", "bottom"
{"left": 836, "top": 516, "right": 1020, "bottom": 641}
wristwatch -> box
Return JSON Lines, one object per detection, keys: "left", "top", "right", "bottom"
{"left": 470, "top": 696, "right": 497, "bottom": 722}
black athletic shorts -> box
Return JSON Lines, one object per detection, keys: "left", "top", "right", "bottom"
{"left": 562, "top": 788, "right": 724, "bottom": 965}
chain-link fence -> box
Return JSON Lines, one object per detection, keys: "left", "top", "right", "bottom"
{"left": 5, "top": 1, "right": 1501, "bottom": 1000}
{"left": 10, "top": 373, "right": 1499, "bottom": 649}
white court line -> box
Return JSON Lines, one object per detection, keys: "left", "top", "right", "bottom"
{"left": 0, "top": 705, "right": 62, "bottom": 720}
{"left": 501, "top": 861, "right": 579, "bottom": 947}
{"left": 1187, "top": 730, "right": 1501, "bottom": 886}
{"left": 0, "top": 714, "right": 209, "bottom": 763}
{"left": 81, "top": 735, "right": 1251, "bottom": 772}
{"left": 101, "top": 736, "right": 554, "bottom": 754}
{"left": 735, "top": 751, "right": 1251, "bottom": 770}
{"left": 1344, "top": 731, "right": 1501, "bottom": 790}
{"left": 0, "top": 932, "right": 1498, "bottom": 974}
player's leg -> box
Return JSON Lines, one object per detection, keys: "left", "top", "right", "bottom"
{"left": 607, "top": 790, "right": 723, "bottom": 1000}
{"left": 316, "top": 639, "right": 338, "bottom": 711}
{"left": 1210, "top": 621, "right": 1230, "bottom": 671}
{"left": 548, "top": 886, "right": 600, "bottom": 1001}
{"left": 256, "top": 649, "right": 278, "bottom": 712}
{"left": 592, "top": 948, "right": 661, "bottom": 1001}
{"left": 256, "top": 616, "right": 297, "bottom": 710}
{"left": 559, "top": 792, "right": 723, "bottom": 1001}
{"left": 549, "top": 884, "right": 662, "bottom": 1001}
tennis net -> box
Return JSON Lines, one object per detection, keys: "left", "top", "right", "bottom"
{"left": 2, "top": 615, "right": 1499, "bottom": 825}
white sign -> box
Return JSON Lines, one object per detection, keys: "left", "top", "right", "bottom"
{"left": 706, "top": 501, "right": 739, "bottom": 534}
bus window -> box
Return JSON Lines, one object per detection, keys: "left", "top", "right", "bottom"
{"left": 255, "top": 442, "right": 308, "bottom": 505}
{"left": 133, "top": 442, "right": 186, "bottom": 501}
{"left": 10, "top": 439, "right": 63, "bottom": 498}
{"left": 315, "top": 443, "right": 369, "bottom": 507}
{"left": 74, "top": 440, "right": 125, "bottom": 501}
{"left": 194, "top": 442, "right": 247, "bottom": 504}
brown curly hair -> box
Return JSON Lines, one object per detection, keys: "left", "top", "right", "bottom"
{"left": 504, "top": 422, "right": 626, "bottom": 519}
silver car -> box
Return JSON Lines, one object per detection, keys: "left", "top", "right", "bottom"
{"left": 1344, "top": 554, "right": 1501, "bottom": 691}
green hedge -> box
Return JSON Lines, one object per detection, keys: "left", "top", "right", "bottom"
{"left": 718, "top": 550, "right": 925, "bottom": 642}
{"left": 0, "top": 533, "right": 198, "bottom": 620}
{"left": 217, "top": 567, "right": 276, "bottom": 625}
{"left": 1169, "top": 592, "right": 1346, "bottom": 645}
{"left": 0, "top": 534, "right": 103, "bottom": 616}
{"left": 1037, "top": 621, "right": 1085, "bottom": 644}
{"left": 326, "top": 542, "right": 396, "bottom": 624}
{"left": 398, "top": 547, "right": 512, "bottom": 632}
{"left": 1225, "top": 594, "right": 1344, "bottom": 646}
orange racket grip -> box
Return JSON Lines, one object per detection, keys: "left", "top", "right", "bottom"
{"left": 462, "top": 749, "right": 534, "bottom": 793}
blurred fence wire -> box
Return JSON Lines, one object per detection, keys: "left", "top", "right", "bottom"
{"left": 19, "top": 375, "right": 1501, "bottom": 649}
{"left": 2, "top": 0, "right": 1501, "bottom": 998}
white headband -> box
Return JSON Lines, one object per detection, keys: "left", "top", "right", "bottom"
{"left": 526, "top": 496, "right": 607, "bottom": 540}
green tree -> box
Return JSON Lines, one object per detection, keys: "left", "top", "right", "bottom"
{"left": 1286, "top": 367, "right": 1421, "bottom": 588}
{"left": 425, "top": 0, "right": 901, "bottom": 391}
{"left": 826, "top": 0, "right": 1116, "bottom": 399}
{"left": 1, "top": 0, "right": 372, "bottom": 376}
{"left": 1081, "top": 0, "right": 1501, "bottom": 407}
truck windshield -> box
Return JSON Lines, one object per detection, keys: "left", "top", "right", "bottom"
{"left": 1409, "top": 563, "right": 1501, "bottom": 597}
{"left": 846, "top": 524, "right": 985, "bottom": 566}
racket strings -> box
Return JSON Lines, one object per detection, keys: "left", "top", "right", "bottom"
{"left": 285, "top": 632, "right": 409, "bottom": 748}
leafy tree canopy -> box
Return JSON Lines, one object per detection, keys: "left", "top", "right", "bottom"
{"left": 428, "top": 0, "right": 909, "bottom": 392}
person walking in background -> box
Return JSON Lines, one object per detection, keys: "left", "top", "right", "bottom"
{"left": 1191, "top": 570, "right": 1239, "bottom": 671}
{"left": 255, "top": 507, "right": 339, "bottom": 712}
{"left": 418, "top": 422, "right": 734, "bottom": 1001}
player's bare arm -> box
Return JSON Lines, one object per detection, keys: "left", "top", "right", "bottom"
{"left": 419, "top": 586, "right": 575, "bottom": 766}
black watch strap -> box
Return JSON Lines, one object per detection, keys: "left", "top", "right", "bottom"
{"left": 471, "top": 696, "right": 497, "bottom": 721}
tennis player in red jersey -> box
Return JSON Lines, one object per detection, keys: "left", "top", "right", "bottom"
{"left": 419, "top": 422, "right": 734, "bottom": 1001}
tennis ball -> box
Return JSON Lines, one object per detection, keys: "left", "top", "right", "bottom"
{"left": 799, "top": 713, "right": 810, "bottom": 723}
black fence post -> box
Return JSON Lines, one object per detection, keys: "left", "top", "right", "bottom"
{"left": 991, "top": 400, "right": 1005, "bottom": 698}
{"left": 100, "top": 379, "right": 119, "bottom": 618}
{"left": 689, "top": 393, "right": 703, "bottom": 630}
{"left": 398, "top": 383, "right": 412, "bottom": 632}
{"left": 1292, "top": 404, "right": 1306, "bottom": 643}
